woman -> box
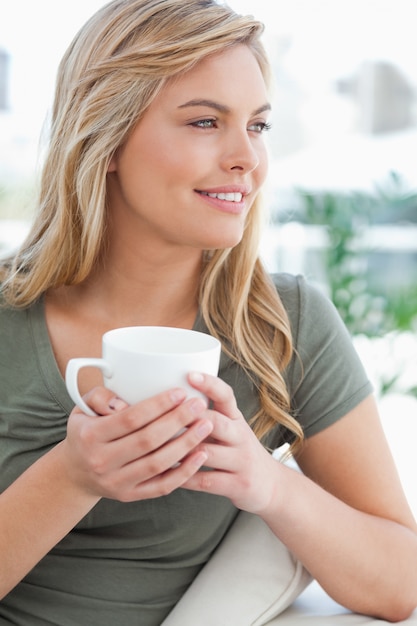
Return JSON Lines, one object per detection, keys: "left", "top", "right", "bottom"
{"left": 0, "top": 1, "right": 416, "bottom": 624}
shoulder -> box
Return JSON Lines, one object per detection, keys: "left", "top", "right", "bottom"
{"left": 270, "top": 273, "right": 372, "bottom": 438}
{"left": 270, "top": 272, "right": 329, "bottom": 310}
{"left": 0, "top": 289, "right": 38, "bottom": 338}
{"left": 270, "top": 272, "right": 342, "bottom": 345}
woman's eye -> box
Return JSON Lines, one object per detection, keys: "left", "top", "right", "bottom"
{"left": 248, "top": 121, "right": 272, "bottom": 133}
{"left": 190, "top": 119, "right": 217, "bottom": 129}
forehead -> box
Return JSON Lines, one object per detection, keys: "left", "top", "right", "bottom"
{"left": 158, "top": 44, "right": 269, "bottom": 110}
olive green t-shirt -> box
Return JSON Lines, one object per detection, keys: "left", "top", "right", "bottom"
{"left": 0, "top": 273, "right": 372, "bottom": 625}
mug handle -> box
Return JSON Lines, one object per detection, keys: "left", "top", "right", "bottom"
{"left": 65, "top": 358, "right": 113, "bottom": 416}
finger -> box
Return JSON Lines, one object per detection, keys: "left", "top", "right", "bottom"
{"left": 79, "top": 386, "right": 129, "bottom": 416}
{"left": 119, "top": 449, "right": 209, "bottom": 502}
{"left": 100, "top": 418, "right": 213, "bottom": 492}
{"left": 100, "top": 398, "right": 212, "bottom": 468}
{"left": 193, "top": 441, "right": 240, "bottom": 472}
{"left": 135, "top": 417, "right": 213, "bottom": 479}
{"left": 83, "top": 387, "right": 189, "bottom": 441}
{"left": 181, "top": 468, "right": 234, "bottom": 499}
{"left": 130, "top": 396, "right": 209, "bottom": 451}
{"left": 187, "top": 373, "right": 241, "bottom": 419}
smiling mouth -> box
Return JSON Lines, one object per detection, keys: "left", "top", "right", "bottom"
{"left": 198, "top": 191, "right": 243, "bottom": 203}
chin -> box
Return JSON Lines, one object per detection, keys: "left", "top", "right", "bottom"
{"left": 202, "top": 228, "right": 245, "bottom": 251}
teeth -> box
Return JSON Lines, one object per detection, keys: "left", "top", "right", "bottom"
{"left": 202, "top": 192, "right": 243, "bottom": 202}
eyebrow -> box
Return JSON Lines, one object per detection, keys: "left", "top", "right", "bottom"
{"left": 177, "top": 99, "right": 271, "bottom": 116}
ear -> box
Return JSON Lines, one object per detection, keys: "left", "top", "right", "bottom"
{"left": 107, "top": 153, "right": 117, "bottom": 173}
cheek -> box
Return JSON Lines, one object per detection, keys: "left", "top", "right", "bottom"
{"left": 144, "top": 137, "right": 194, "bottom": 183}
{"left": 255, "top": 147, "right": 269, "bottom": 187}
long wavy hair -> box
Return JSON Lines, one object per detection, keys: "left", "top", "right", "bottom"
{"left": 0, "top": 0, "right": 303, "bottom": 452}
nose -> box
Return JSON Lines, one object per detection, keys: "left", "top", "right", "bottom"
{"left": 221, "top": 129, "right": 261, "bottom": 174}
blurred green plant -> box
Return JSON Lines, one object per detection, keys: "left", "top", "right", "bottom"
{"left": 277, "top": 172, "right": 417, "bottom": 397}
{"left": 294, "top": 172, "right": 417, "bottom": 338}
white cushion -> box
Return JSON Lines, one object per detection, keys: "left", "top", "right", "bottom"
{"left": 162, "top": 510, "right": 312, "bottom": 626}
{"left": 268, "top": 581, "right": 417, "bottom": 625}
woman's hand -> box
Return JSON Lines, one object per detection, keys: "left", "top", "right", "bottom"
{"left": 182, "top": 373, "right": 281, "bottom": 514}
{"left": 62, "top": 386, "right": 214, "bottom": 502}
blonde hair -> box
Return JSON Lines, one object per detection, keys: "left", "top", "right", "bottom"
{"left": 0, "top": 0, "right": 303, "bottom": 452}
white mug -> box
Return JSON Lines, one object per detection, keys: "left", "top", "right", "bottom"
{"left": 65, "top": 326, "right": 221, "bottom": 416}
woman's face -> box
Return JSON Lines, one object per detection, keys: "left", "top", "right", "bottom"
{"left": 107, "top": 44, "right": 270, "bottom": 252}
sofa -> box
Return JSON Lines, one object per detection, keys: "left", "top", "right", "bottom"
{"left": 162, "top": 510, "right": 417, "bottom": 626}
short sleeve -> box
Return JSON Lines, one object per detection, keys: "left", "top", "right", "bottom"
{"left": 274, "top": 273, "right": 373, "bottom": 439}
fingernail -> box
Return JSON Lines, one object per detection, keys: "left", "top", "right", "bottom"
{"left": 170, "top": 388, "right": 187, "bottom": 403}
{"left": 108, "top": 397, "right": 127, "bottom": 411}
{"left": 190, "top": 398, "right": 207, "bottom": 415}
{"left": 193, "top": 451, "right": 208, "bottom": 467}
{"left": 197, "top": 420, "right": 212, "bottom": 437}
{"left": 189, "top": 372, "right": 204, "bottom": 384}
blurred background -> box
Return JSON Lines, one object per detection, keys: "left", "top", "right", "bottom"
{"left": 0, "top": 1, "right": 416, "bottom": 511}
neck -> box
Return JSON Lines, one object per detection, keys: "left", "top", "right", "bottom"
{"left": 55, "top": 241, "right": 203, "bottom": 331}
